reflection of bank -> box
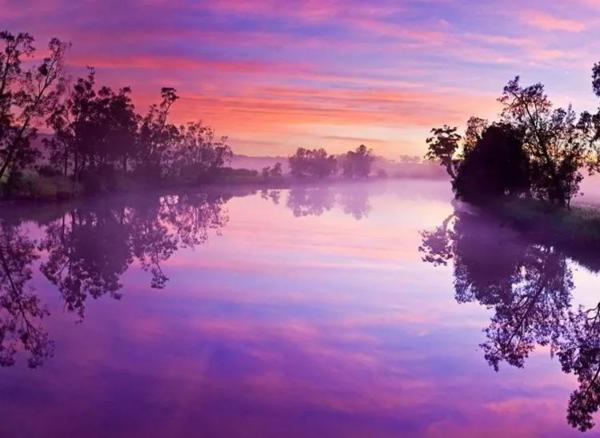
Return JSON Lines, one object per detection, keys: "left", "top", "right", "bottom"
{"left": 0, "top": 192, "right": 229, "bottom": 369}
{"left": 419, "top": 209, "right": 600, "bottom": 432}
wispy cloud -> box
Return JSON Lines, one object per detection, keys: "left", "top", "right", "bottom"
{"left": 521, "top": 10, "right": 586, "bottom": 32}
{"left": 1, "top": 0, "right": 599, "bottom": 156}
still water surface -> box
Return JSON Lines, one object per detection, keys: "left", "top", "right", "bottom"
{"left": 1, "top": 180, "right": 600, "bottom": 437}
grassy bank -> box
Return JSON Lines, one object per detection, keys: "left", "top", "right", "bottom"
{"left": 478, "top": 198, "right": 600, "bottom": 271}
{"left": 4, "top": 172, "right": 84, "bottom": 201}
{"left": 1, "top": 167, "right": 398, "bottom": 202}
{"left": 498, "top": 198, "right": 600, "bottom": 242}
{"left": 1, "top": 168, "right": 272, "bottom": 202}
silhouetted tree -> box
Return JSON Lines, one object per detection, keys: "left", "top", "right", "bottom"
{"left": 48, "top": 76, "right": 231, "bottom": 191}
{"left": 425, "top": 125, "right": 461, "bottom": 179}
{"left": 342, "top": 144, "right": 373, "bottom": 178}
{"left": 46, "top": 70, "right": 95, "bottom": 178}
{"left": 136, "top": 89, "right": 231, "bottom": 185}
{"left": 167, "top": 122, "right": 232, "bottom": 184}
{"left": 426, "top": 73, "right": 600, "bottom": 208}
{"left": 136, "top": 87, "right": 180, "bottom": 181}
{"left": 48, "top": 68, "right": 139, "bottom": 185}
{"left": 93, "top": 84, "right": 139, "bottom": 174}
{"left": 463, "top": 116, "right": 488, "bottom": 155}
{"left": 593, "top": 62, "right": 600, "bottom": 98}
{"left": 0, "top": 30, "right": 243, "bottom": 198}
{"left": 288, "top": 147, "right": 337, "bottom": 179}
{"left": 0, "top": 32, "right": 68, "bottom": 186}
{"left": 453, "top": 124, "right": 530, "bottom": 203}
{"left": 499, "top": 77, "right": 600, "bottom": 207}
{"left": 261, "top": 162, "right": 283, "bottom": 180}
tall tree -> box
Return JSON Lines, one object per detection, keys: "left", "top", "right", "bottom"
{"left": 46, "top": 69, "right": 96, "bottom": 178}
{"left": 425, "top": 125, "right": 461, "bottom": 179}
{"left": 137, "top": 87, "right": 180, "bottom": 181}
{"left": 48, "top": 69, "right": 138, "bottom": 180}
{"left": 288, "top": 147, "right": 337, "bottom": 179}
{"left": 500, "top": 77, "right": 599, "bottom": 207}
{"left": 453, "top": 124, "right": 530, "bottom": 203}
{"left": 426, "top": 75, "right": 600, "bottom": 208}
{"left": 168, "top": 122, "right": 232, "bottom": 184}
{"left": 342, "top": 144, "right": 373, "bottom": 178}
{"left": 0, "top": 32, "right": 68, "bottom": 184}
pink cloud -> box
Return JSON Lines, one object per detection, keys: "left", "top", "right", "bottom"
{"left": 522, "top": 10, "right": 586, "bottom": 32}
{"left": 2, "top": 0, "right": 598, "bottom": 157}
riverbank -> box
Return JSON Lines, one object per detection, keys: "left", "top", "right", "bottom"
{"left": 469, "top": 198, "right": 600, "bottom": 272}
{"left": 1, "top": 167, "right": 446, "bottom": 202}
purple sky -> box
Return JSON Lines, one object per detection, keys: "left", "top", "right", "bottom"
{"left": 3, "top": 0, "right": 600, "bottom": 157}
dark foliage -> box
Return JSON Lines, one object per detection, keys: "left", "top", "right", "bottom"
{"left": 453, "top": 124, "right": 530, "bottom": 203}
{"left": 342, "top": 144, "right": 373, "bottom": 178}
{"left": 426, "top": 72, "right": 600, "bottom": 208}
{"left": 288, "top": 147, "right": 337, "bottom": 179}
{"left": 261, "top": 162, "right": 283, "bottom": 180}
{"left": 47, "top": 68, "right": 138, "bottom": 182}
{"left": 0, "top": 31, "right": 68, "bottom": 188}
{"left": 0, "top": 31, "right": 233, "bottom": 197}
{"left": 425, "top": 125, "right": 460, "bottom": 179}
{"left": 48, "top": 74, "right": 232, "bottom": 192}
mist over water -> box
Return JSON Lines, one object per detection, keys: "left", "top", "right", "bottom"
{"left": 580, "top": 174, "right": 600, "bottom": 207}
{"left": 1, "top": 179, "right": 600, "bottom": 436}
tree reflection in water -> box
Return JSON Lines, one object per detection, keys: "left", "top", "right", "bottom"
{"left": 420, "top": 209, "right": 600, "bottom": 431}
{"left": 282, "top": 184, "right": 371, "bottom": 220}
{"left": 0, "top": 221, "right": 52, "bottom": 368}
{"left": 0, "top": 192, "right": 229, "bottom": 367}
{"left": 286, "top": 186, "right": 336, "bottom": 217}
{"left": 0, "top": 185, "right": 376, "bottom": 370}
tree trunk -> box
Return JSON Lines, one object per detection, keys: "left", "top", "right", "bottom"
{"left": 63, "top": 150, "right": 68, "bottom": 177}
{"left": 0, "top": 150, "right": 14, "bottom": 181}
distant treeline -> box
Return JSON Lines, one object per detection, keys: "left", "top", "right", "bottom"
{"left": 426, "top": 67, "right": 600, "bottom": 209}
{"left": 231, "top": 153, "right": 442, "bottom": 181}
{"left": 287, "top": 144, "right": 376, "bottom": 179}
{"left": 1, "top": 31, "right": 439, "bottom": 201}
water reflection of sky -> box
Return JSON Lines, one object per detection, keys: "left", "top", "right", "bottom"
{"left": 0, "top": 181, "right": 597, "bottom": 437}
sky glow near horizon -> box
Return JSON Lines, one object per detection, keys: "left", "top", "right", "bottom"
{"left": 3, "top": 0, "right": 600, "bottom": 157}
